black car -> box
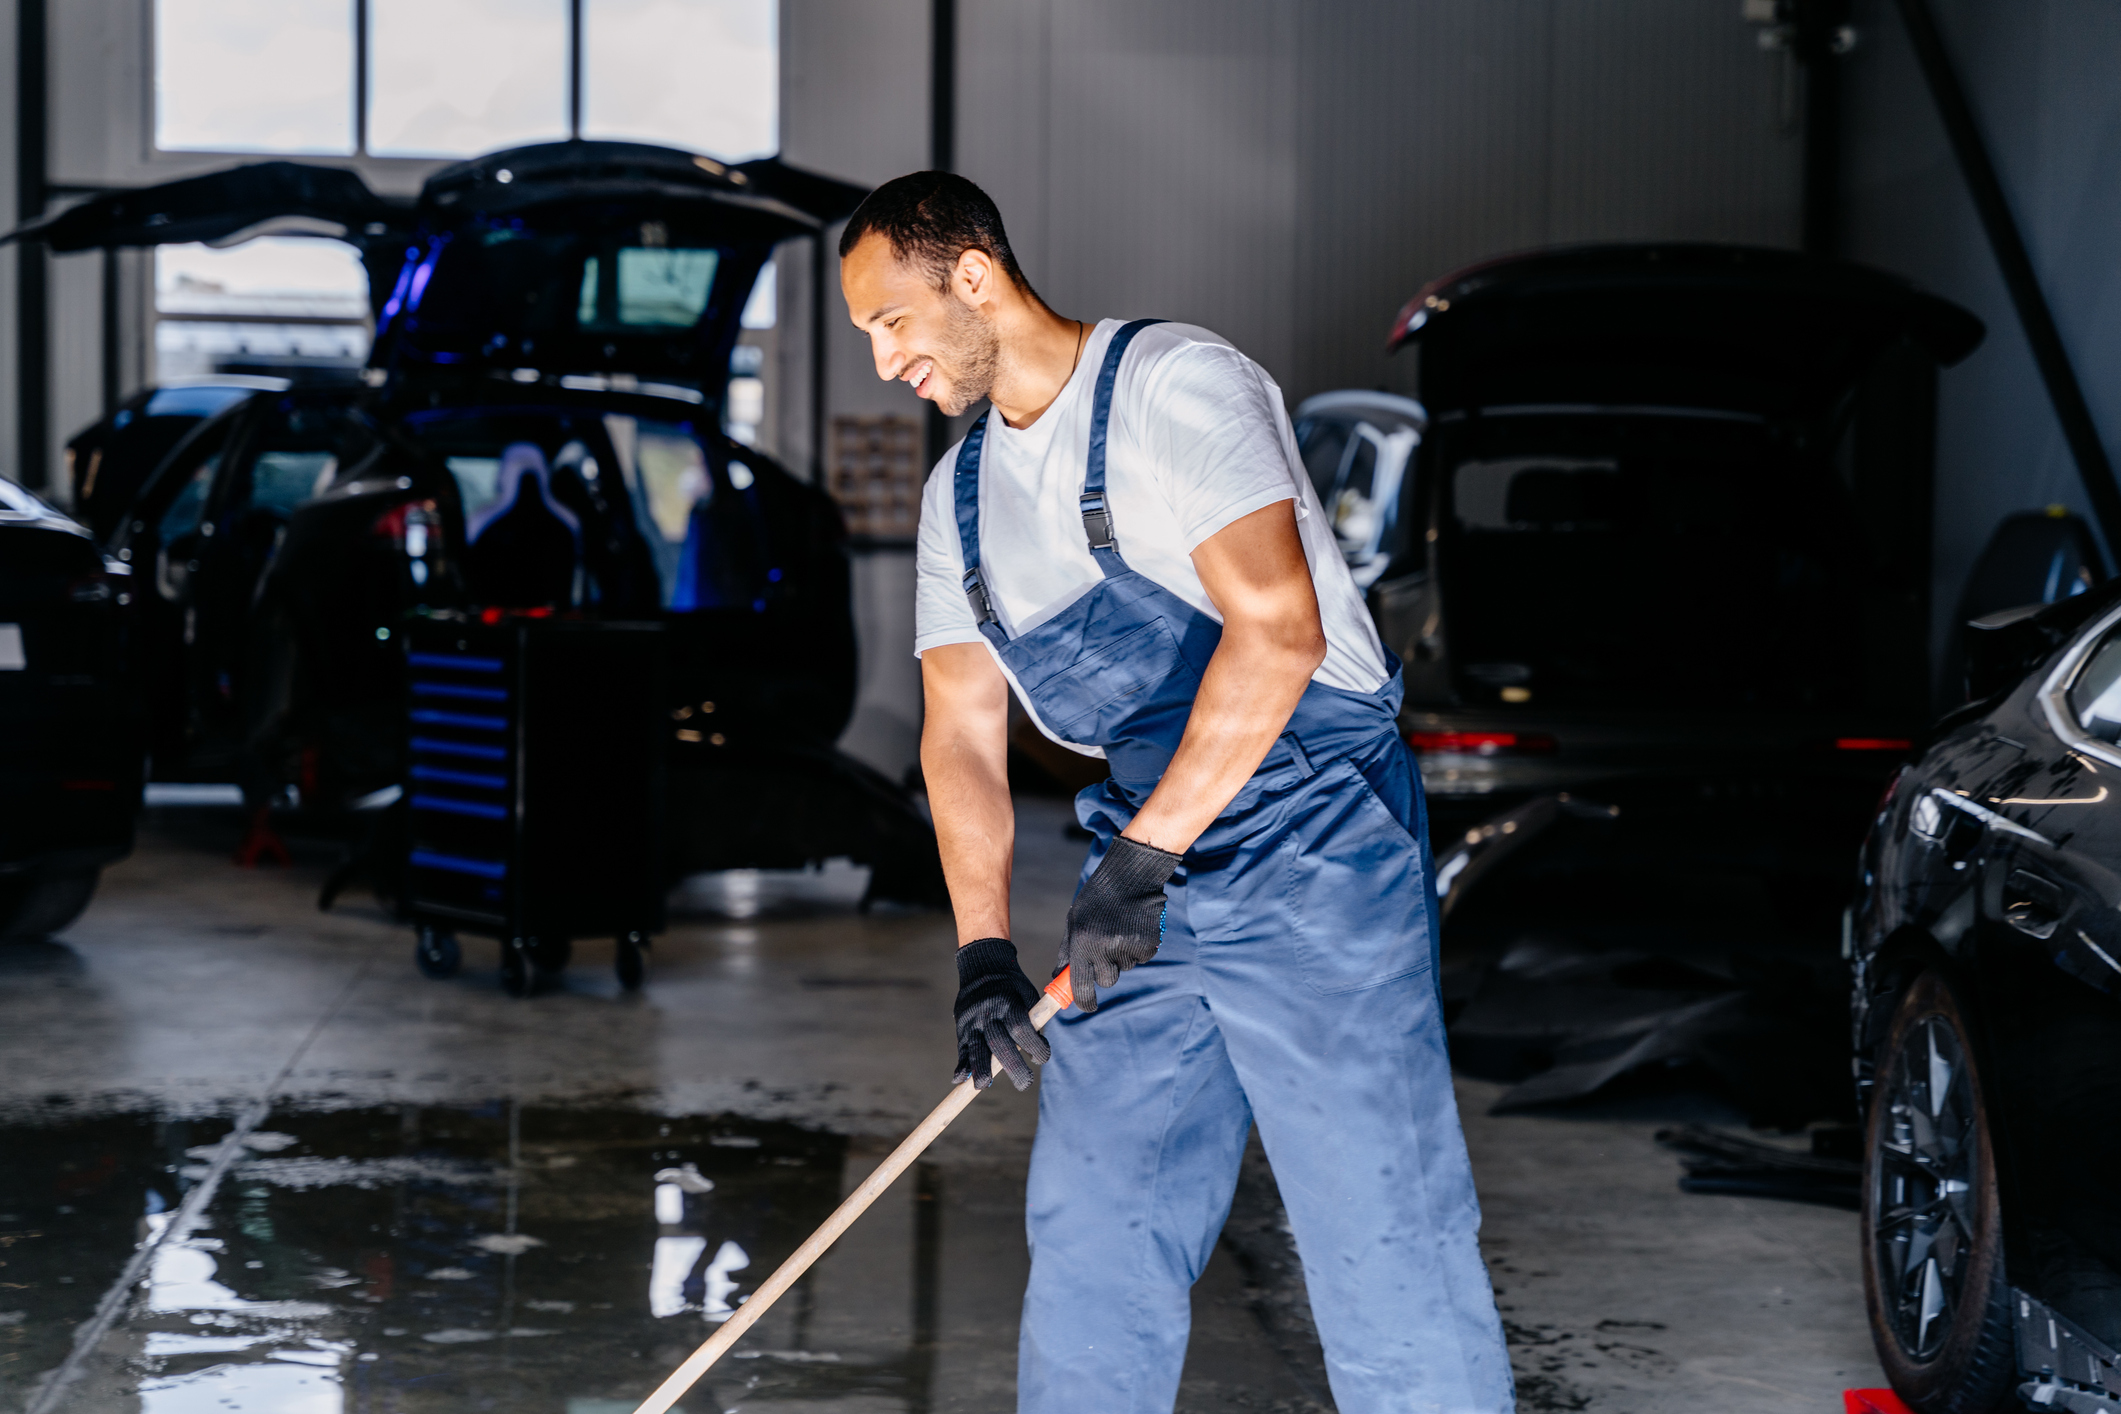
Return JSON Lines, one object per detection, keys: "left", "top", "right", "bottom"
{"left": 65, "top": 377, "right": 290, "bottom": 542}
{"left": 27, "top": 142, "right": 943, "bottom": 903}
{"left": 1852, "top": 582, "right": 2121, "bottom": 1413}
{"left": 0, "top": 476, "right": 140, "bottom": 937}
{"left": 1351, "top": 244, "right": 1984, "bottom": 913}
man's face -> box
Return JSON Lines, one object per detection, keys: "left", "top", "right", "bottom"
{"left": 841, "top": 233, "right": 999, "bottom": 418}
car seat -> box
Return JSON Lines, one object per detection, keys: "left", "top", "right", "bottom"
{"left": 463, "top": 441, "right": 583, "bottom": 608}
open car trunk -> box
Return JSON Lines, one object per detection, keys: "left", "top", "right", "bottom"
{"left": 11, "top": 142, "right": 864, "bottom": 394}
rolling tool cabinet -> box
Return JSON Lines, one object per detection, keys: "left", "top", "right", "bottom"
{"left": 400, "top": 612, "right": 666, "bottom": 994}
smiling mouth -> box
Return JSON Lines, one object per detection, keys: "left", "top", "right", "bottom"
{"left": 907, "top": 360, "right": 935, "bottom": 397}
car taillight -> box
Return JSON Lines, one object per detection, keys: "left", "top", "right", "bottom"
{"left": 1836, "top": 737, "right": 1913, "bottom": 751}
{"left": 474, "top": 606, "right": 555, "bottom": 625}
{"left": 1406, "top": 730, "right": 1557, "bottom": 756}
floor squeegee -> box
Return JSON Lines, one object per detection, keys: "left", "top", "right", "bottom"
{"left": 628, "top": 965, "right": 1078, "bottom": 1414}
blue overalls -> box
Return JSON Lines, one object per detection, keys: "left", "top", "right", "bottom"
{"left": 954, "top": 321, "right": 1514, "bottom": 1414}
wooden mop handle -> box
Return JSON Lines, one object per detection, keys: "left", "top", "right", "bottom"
{"left": 627, "top": 965, "right": 1077, "bottom": 1414}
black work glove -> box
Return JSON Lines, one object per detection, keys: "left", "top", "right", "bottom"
{"left": 1058, "top": 835, "right": 1183, "bottom": 1012}
{"left": 953, "top": 938, "right": 1051, "bottom": 1091}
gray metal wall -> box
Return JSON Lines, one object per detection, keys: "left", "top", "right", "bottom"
{"left": 800, "top": 0, "right": 1806, "bottom": 778}
{"left": 1842, "top": 0, "right": 2121, "bottom": 648}
{"left": 957, "top": 0, "right": 1802, "bottom": 404}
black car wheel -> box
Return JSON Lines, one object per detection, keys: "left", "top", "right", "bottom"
{"left": 1862, "top": 970, "right": 2016, "bottom": 1413}
{"left": 0, "top": 869, "right": 101, "bottom": 941}
{"left": 414, "top": 925, "right": 461, "bottom": 979}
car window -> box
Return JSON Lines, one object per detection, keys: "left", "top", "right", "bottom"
{"left": 638, "top": 424, "right": 712, "bottom": 543}
{"left": 1454, "top": 458, "right": 1625, "bottom": 530}
{"left": 249, "top": 451, "right": 338, "bottom": 517}
{"left": 144, "top": 385, "right": 258, "bottom": 420}
{"left": 2069, "top": 633, "right": 2121, "bottom": 741}
{"left": 446, "top": 456, "right": 503, "bottom": 523}
{"left": 1296, "top": 417, "right": 1351, "bottom": 503}
{"left": 157, "top": 456, "right": 221, "bottom": 542}
{"left": 577, "top": 248, "right": 720, "bottom": 330}
{"left": 234, "top": 404, "right": 376, "bottom": 521}
{"left": 1438, "top": 414, "right": 1866, "bottom": 710}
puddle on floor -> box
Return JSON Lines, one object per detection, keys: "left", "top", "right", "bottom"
{"left": 1, "top": 1104, "right": 954, "bottom": 1414}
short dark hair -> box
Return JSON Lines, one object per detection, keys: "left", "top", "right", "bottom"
{"left": 839, "top": 170, "right": 1037, "bottom": 297}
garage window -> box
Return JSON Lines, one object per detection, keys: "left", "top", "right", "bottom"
{"left": 154, "top": 0, "right": 779, "bottom": 162}
{"left": 154, "top": 0, "right": 356, "bottom": 155}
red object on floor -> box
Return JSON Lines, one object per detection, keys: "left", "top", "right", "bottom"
{"left": 234, "top": 806, "right": 291, "bottom": 868}
{"left": 1844, "top": 1391, "right": 1915, "bottom": 1414}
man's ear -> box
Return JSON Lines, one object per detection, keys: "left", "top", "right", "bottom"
{"left": 951, "top": 247, "right": 995, "bottom": 307}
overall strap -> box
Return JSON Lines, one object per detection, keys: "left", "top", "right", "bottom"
{"left": 952, "top": 411, "right": 1008, "bottom": 646}
{"left": 1081, "top": 318, "right": 1167, "bottom": 576}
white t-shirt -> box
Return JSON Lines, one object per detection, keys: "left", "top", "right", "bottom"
{"left": 914, "top": 319, "right": 1390, "bottom": 757}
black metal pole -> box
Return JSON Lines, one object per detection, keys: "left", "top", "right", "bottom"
{"left": 931, "top": 0, "right": 955, "bottom": 173}
{"left": 925, "top": 0, "right": 956, "bottom": 465}
{"left": 17, "top": 0, "right": 47, "bottom": 490}
{"left": 101, "top": 250, "right": 120, "bottom": 416}
{"left": 1791, "top": 0, "right": 1848, "bottom": 256}
{"left": 1894, "top": 0, "right": 2121, "bottom": 556}
{"left": 355, "top": 0, "right": 371, "bottom": 155}
{"left": 811, "top": 233, "right": 827, "bottom": 484}
{"left": 567, "top": 0, "right": 584, "bottom": 140}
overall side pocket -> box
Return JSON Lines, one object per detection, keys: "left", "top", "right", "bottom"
{"left": 1282, "top": 759, "right": 1434, "bottom": 995}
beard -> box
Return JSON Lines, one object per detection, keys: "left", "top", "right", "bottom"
{"left": 928, "top": 296, "right": 1000, "bottom": 417}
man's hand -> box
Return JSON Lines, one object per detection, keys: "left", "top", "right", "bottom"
{"left": 1057, "top": 836, "right": 1183, "bottom": 1011}
{"left": 954, "top": 938, "right": 1051, "bottom": 1090}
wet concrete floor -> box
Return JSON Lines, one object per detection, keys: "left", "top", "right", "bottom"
{"left": 0, "top": 798, "right": 1885, "bottom": 1413}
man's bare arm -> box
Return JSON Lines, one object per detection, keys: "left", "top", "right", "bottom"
{"left": 1121, "top": 501, "right": 1326, "bottom": 855}
{"left": 921, "top": 641, "right": 1016, "bottom": 945}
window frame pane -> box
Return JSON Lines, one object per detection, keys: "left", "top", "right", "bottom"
{"left": 153, "top": 0, "right": 357, "bottom": 156}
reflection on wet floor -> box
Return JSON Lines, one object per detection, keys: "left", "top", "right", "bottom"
{"left": 1, "top": 1103, "right": 968, "bottom": 1414}
{"left": 668, "top": 864, "right": 874, "bottom": 921}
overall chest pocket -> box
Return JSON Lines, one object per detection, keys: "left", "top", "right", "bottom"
{"left": 1026, "top": 617, "right": 1196, "bottom": 743}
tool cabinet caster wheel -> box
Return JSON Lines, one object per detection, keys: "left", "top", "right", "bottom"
{"left": 615, "top": 933, "right": 646, "bottom": 990}
{"left": 501, "top": 938, "right": 548, "bottom": 998}
{"left": 414, "top": 926, "right": 460, "bottom": 979}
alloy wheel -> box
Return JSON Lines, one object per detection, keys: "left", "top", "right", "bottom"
{"left": 1872, "top": 1013, "right": 1982, "bottom": 1360}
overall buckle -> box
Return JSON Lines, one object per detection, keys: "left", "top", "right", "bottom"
{"left": 1080, "top": 492, "right": 1116, "bottom": 550}
{"left": 962, "top": 568, "right": 999, "bottom": 625}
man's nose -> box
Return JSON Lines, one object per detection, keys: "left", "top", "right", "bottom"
{"left": 871, "top": 334, "right": 901, "bottom": 383}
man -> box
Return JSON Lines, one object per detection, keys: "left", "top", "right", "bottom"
{"left": 839, "top": 171, "right": 1513, "bottom": 1414}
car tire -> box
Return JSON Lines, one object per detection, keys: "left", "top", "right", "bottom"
{"left": 1861, "top": 969, "right": 2017, "bottom": 1414}
{"left": 0, "top": 869, "right": 101, "bottom": 941}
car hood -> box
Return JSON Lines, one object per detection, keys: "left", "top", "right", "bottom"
{"left": 0, "top": 474, "right": 93, "bottom": 541}
{"left": 11, "top": 142, "right": 866, "bottom": 392}
{"left": 1388, "top": 243, "right": 1985, "bottom": 416}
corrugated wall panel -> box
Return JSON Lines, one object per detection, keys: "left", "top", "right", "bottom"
{"left": 957, "top": 2, "right": 1803, "bottom": 403}
{"left": 1549, "top": 0, "right": 1801, "bottom": 247}
{"left": 1294, "top": 0, "right": 1562, "bottom": 399}
{"left": 1040, "top": 0, "right": 1300, "bottom": 382}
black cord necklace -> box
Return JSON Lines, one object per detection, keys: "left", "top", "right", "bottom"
{"left": 1070, "top": 319, "right": 1088, "bottom": 377}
